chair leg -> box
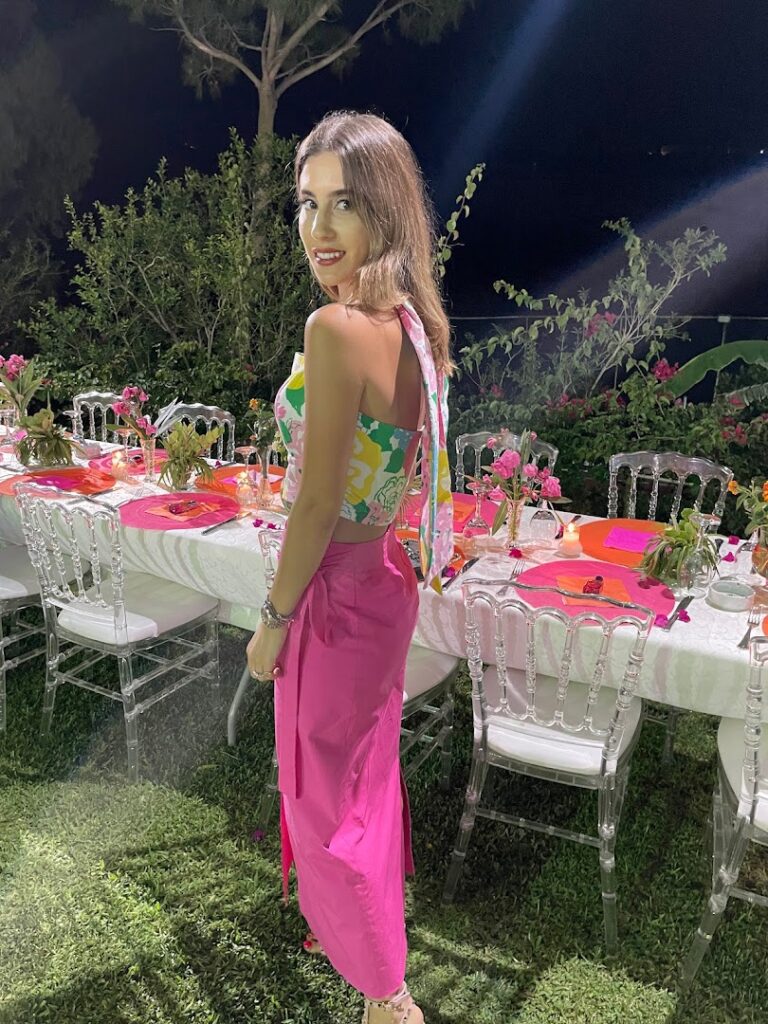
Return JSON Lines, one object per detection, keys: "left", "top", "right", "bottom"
{"left": 443, "top": 749, "right": 488, "bottom": 903}
{"left": 598, "top": 773, "right": 627, "bottom": 955}
{"left": 0, "top": 614, "right": 6, "bottom": 734}
{"left": 679, "top": 815, "right": 751, "bottom": 991}
{"left": 40, "top": 612, "right": 60, "bottom": 738}
{"left": 438, "top": 673, "right": 456, "bottom": 792}
{"left": 227, "top": 664, "right": 253, "bottom": 747}
{"left": 256, "top": 749, "right": 279, "bottom": 831}
{"left": 118, "top": 656, "right": 140, "bottom": 783}
{"left": 661, "top": 708, "right": 680, "bottom": 764}
{"left": 206, "top": 619, "right": 221, "bottom": 693}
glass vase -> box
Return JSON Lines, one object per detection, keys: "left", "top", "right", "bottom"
{"left": 753, "top": 528, "right": 768, "bottom": 580}
{"left": 140, "top": 437, "right": 157, "bottom": 484}
{"left": 505, "top": 498, "right": 526, "bottom": 547}
{"left": 254, "top": 447, "right": 274, "bottom": 508}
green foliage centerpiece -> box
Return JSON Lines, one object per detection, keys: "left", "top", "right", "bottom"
{"left": 639, "top": 509, "right": 719, "bottom": 590}
{"left": 15, "top": 407, "right": 78, "bottom": 467}
{"left": 159, "top": 421, "right": 222, "bottom": 491}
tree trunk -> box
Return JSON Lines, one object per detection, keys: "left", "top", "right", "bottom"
{"left": 257, "top": 83, "right": 277, "bottom": 137}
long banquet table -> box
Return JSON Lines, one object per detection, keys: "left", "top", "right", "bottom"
{"left": 0, "top": 455, "right": 762, "bottom": 721}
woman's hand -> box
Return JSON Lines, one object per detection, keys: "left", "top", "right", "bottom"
{"left": 246, "top": 623, "right": 288, "bottom": 682}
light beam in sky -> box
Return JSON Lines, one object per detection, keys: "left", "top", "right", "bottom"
{"left": 436, "top": 0, "right": 573, "bottom": 204}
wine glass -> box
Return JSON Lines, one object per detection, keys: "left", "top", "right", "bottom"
{"left": 679, "top": 511, "right": 717, "bottom": 597}
{"left": 463, "top": 479, "right": 492, "bottom": 538}
{"left": 529, "top": 504, "right": 559, "bottom": 548}
{"left": 234, "top": 443, "right": 257, "bottom": 482}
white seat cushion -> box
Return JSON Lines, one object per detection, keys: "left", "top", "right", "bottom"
{"left": 57, "top": 572, "right": 218, "bottom": 646}
{"left": 717, "top": 716, "right": 768, "bottom": 833}
{"left": 0, "top": 544, "right": 40, "bottom": 600}
{"left": 403, "top": 644, "right": 459, "bottom": 704}
{"left": 477, "top": 666, "right": 643, "bottom": 776}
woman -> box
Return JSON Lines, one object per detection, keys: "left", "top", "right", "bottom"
{"left": 246, "top": 111, "right": 454, "bottom": 1024}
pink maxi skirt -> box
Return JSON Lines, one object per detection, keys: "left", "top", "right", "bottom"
{"left": 274, "top": 527, "right": 419, "bottom": 998}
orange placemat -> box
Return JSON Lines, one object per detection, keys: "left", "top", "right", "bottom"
{"left": 579, "top": 518, "right": 665, "bottom": 568}
{"left": 396, "top": 527, "right": 469, "bottom": 581}
{"left": 0, "top": 466, "right": 115, "bottom": 497}
{"left": 195, "top": 463, "right": 285, "bottom": 496}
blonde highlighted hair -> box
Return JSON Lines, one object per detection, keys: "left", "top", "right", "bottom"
{"left": 295, "top": 111, "right": 453, "bottom": 375}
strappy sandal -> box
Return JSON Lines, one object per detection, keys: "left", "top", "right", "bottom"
{"left": 302, "top": 930, "right": 325, "bottom": 956}
{"left": 362, "top": 983, "right": 424, "bottom": 1023}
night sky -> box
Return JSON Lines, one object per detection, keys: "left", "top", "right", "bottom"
{"left": 38, "top": 0, "right": 768, "bottom": 324}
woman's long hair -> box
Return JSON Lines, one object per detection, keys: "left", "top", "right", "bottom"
{"left": 295, "top": 111, "right": 453, "bottom": 375}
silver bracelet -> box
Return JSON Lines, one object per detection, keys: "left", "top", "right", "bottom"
{"left": 260, "top": 596, "right": 294, "bottom": 630}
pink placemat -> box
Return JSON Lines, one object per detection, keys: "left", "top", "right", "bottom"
{"left": 404, "top": 492, "right": 498, "bottom": 530}
{"left": 603, "top": 525, "right": 660, "bottom": 553}
{"left": 89, "top": 448, "right": 168, "bottom": 476}
{"left": 120, "top": 493, "right": 239, "bottom": 531}
{"left": 515, "top": 559, "right": 675, "bottom": 622}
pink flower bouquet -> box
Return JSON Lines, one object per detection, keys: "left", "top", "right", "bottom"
{"left": 479, "top": 428, "right": 568, "bottom": 536}
{"left": 111, "top": 386, "right": 157, "bottom": 442}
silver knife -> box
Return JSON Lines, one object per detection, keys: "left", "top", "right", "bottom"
{"left": 442, "top": 557, "right": 479, "bottom": 590}
{"left": 659, "top": 594, "right": 694, "bottom": 630}
{"left": 201, "top": 511, "right": 247, "bottom": 535}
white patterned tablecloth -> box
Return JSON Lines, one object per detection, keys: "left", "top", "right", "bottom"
{"left": 0, "top": 464, "right": 762, "bottom": 719}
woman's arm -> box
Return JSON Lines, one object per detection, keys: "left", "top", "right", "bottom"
{"left": 268, "top": 304, "right": 364, "bottom": 617}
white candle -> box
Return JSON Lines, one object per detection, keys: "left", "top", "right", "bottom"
{"left": 559, "top": 521, "right": 583, "bottom": 558}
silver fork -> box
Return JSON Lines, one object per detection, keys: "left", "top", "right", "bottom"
{"left": 499, "top": 559, "right": 525, "bottom": 594}
{"left": 738, "top": 606, "right": 762, "bottom": 650}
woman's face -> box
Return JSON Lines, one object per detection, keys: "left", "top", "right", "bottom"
{"left": 298, "top": 152, "right": 370, "bottom": 300}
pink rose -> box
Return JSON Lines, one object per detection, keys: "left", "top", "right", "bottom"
{"left": 490, "top": 448, "right": 521, "bottom": 478}
{"left": 111, "top": 400, "right": 131, "bottom": 417}
{"left": 486, "top": 437, "right": 497, "bottom": 449}
{"left": 488, "top": 486, "right": 505, "bottom": 502}
{"left": 540, "top": 475, "right": 562, "bottom": 499}
{"left": 522, "top": 462, "right": 538, "bottom": 478}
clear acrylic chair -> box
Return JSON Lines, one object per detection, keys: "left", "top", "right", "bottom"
{"left": 15, "top": 483, "right": 221, "bottom": 782}
{"left": 443, "top": 577, "right": 654, "bottom": 953}
{"left": 0, "top": 543, "right": 47, "bottom": 732}
{"left": 679, "top": 635, "right": 768, "bottom": 990}
{"left": 607, "top": 451, "right": 733, "bottom": 522}
{"left": 455, "top": 429, "right": 559, "bottom": 493}
{"left": 0, "top": 404, "right": 20, "bottom": 435}
{"left": 72, "top": 391, "right": 122, "bottom": 442}
{"left": 608, "top": 450, "right": 733, "bottom": 761}
{"left": 228, "top": 528, "right": 461, "bottom": 830}
{"left": 156, "top": 402, "right": 236, "bottom": 462}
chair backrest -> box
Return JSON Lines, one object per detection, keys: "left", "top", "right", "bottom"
{"left": 607, "top": 450, "right": 733, "bottom": 522}
{"left": 72, "top": 391, "right": 122, "bottom": 442}
{"left": 0, "top": 404, "right": 19, "bottom": 433}
{"left": 455, "top": 429, "right": 559, "bottom": 493}
{"left": 14, "top": 483, "right": 131, "bottom": 646}
{"left": 462, "top": 577, "right": 653, "bottom": 772}
{"left": 157, "top": 403, "right": 236, "bottom": 462}
{"left": 257, "top": 527, "right": 285, "bottom": 588}
{"left": 738, "top": 635, "right": 768, "bottom": 823}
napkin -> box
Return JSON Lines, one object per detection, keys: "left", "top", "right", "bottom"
{"left": 146, "top": 499, "right": 220, "bottom": 521}
{"left": 602, "top": 526, "right": 659, "bottom": 554}
{"left": 556, "top": 574, "right": 632, "bottom": 609}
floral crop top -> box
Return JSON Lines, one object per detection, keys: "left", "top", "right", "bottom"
{"left": 274, "top": 352, "right": 421, "bottom": 526}
{"left": 273, "top": 302, "right": 453, "bottom": 591}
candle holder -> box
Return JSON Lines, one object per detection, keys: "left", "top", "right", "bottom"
{"left": 559, "top": 522, "right": 583, "bottom": 558}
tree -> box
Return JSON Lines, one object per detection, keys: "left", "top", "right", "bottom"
{"left": 112, "top": 0, "right": 473, "bottom": 135}
{"left": 0, "top": 0, "right": 97, "bottom": 341}
{"left": 24, "top": 133, "right": 315, "bottom": 426}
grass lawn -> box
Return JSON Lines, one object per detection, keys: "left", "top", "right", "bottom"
{"left": 0, "top": 625, "right": 766, "bottom": 1023}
